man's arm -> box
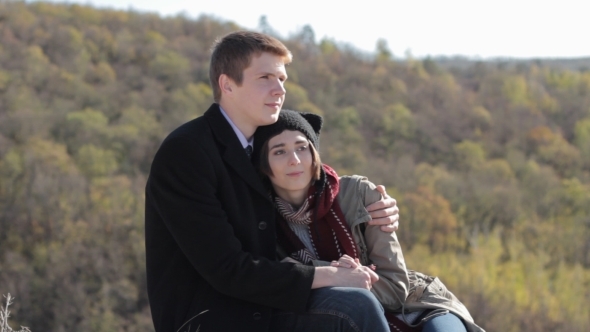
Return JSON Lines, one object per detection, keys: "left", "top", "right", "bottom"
{"left": 148, "top": 135, "right": 376, "bottom": 311}
{"left": 366, "top": 185, "right": 400, "bottom": 232}
{"left": 147, "top": 135, "right": 314, "bottom": 312}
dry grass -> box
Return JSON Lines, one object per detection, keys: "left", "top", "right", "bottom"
{"left": 0, "top": 294, "right": 31, "bottom": 332}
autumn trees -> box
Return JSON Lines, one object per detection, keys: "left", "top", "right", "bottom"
{"left": 0, "top": 1, "right": 589, "bottom": 331}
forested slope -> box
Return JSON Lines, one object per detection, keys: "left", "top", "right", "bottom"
{"left": 0, "top": 2, "right": 589, "bottom": 331}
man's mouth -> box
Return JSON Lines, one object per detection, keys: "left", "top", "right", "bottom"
{"left": 266, "top": 101, "right": 282, "bottom": 108}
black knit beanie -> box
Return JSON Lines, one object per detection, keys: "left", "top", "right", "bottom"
{"left": 253, "top": 109, "right": 323, "bottom": 157}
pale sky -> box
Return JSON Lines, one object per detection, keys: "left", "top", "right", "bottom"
{"left": 28, "top": 0, "right": 589, "bottom": 59}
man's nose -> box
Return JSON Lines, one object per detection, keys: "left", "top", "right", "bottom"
{"left": 272, "top": 79, "right": 286, "bottom": 96}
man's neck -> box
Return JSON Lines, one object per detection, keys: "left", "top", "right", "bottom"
{"left": 218, "top": 101, "right": 256, "bottom": 140}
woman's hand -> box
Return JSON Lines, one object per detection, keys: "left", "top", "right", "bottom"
{"left": 330, "top": 254, "right": 359, "bottom": 268}
{"left": 331, "top": 255, "right": 377, "bottom": 271}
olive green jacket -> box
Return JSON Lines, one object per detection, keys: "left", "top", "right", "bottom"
{"left": 331, "top": 175, "right": 485, "bottom": 332}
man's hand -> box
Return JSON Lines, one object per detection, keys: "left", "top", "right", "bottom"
{"left": 312, "top": 266, "right": 379, "bottom": 290}
{"left": 366, "top": 185, "right": 399, "bottom": 232}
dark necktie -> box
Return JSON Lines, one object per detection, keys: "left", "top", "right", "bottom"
{"left": 245, "top": 145, "right": 253, "bottom": 160}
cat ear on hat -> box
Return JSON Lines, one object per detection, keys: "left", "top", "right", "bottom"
{"left": 300, "top": 113, "right": 323, "bottom": 136}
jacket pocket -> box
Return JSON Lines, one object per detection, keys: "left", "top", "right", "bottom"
{"left": 423, "top": 277, "right": 452, "bottom": 306}
{"left": 406, "top": 271, "right": 451, "bottom": 306}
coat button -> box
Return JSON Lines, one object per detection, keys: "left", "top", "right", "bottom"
{"left": 258, "top": 221, "right": 267, "bottom": 230}
{"left": 253, "top": 312, "right": 262, "bottom": 320}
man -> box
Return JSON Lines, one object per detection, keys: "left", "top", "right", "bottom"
{"left": 145, "top": 31, "right": 399, "bottom": 332}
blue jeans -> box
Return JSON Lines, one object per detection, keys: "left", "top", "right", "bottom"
{"left": 270, "top": 287, "right": 390, "bottom": 332}
{"left": 422, "top": 313, "right": 467, "bottom": 332}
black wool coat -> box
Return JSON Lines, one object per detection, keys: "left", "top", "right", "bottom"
{"left": 145, "top": 104, "right": 315, "bottom": 332}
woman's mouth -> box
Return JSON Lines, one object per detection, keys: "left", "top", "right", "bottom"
{"left": 287, "top": 171, "right": 304, "bottom": 177}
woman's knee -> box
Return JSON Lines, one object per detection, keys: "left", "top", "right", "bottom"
{"left": 306, "top": 287, "right": 388, "bottom": 331}
{"left": 340, "top": 288, "right": 383, "bottom": 314}
{"left": 309, "top": 287, "right": 383, "bottom": 314}
{"left": 422, "top": 313, "right": 467, "bottom": 332}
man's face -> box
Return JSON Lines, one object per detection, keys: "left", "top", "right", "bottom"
{"left": 228, "top": 52, "right": 287, "bottom": 129}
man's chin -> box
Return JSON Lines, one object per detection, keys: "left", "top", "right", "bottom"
{"left": 266, "top": 112, "right": 281, "bottom": 124}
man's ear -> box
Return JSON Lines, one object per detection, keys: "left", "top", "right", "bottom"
{"left": 219, "top": 74, "right": 233, "bottom": 94}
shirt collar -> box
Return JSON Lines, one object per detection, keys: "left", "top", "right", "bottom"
{"left": 218, "top": 105, "right": 254, "bottom": 149}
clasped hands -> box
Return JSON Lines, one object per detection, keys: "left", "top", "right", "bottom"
{"left": 330, "top": 254, "right": 379, "bottom": 289}
{"left": 330, "top": 254, "right": 376, "bottom": 271}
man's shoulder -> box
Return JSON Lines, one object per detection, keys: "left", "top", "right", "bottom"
{"left": 162, "top": 105, "right": 220, "bottom": 145}
{"left": 166, "top": 116, "right": 210, "bottom": 141}
{"left": 152, "top": 107, "right": 220, "bottom": 163}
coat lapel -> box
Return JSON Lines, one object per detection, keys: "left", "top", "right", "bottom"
{"left": 204, "top": 104, "right": 270, "bottom": 201}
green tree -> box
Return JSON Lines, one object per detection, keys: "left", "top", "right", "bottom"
{"left": 75, "top": 144, "right": 118, "bottom": 178}
{"left": 402, "top": 186, "right": 460, "bottom": 252}
{"left": 573, "top": 118, "right": 590, "bottom": 166}
{"left": 373, "top": 103, "right": 415, "bottom": 157}
{"left": 453, "top": 140, "right": 486, "bottom": 170}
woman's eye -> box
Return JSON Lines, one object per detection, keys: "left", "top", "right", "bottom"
{"left": 298, "top": 145, "right": 308, "bottom": 151}
{"left": 273, "top": 150, "right": 284, "bottom": 155}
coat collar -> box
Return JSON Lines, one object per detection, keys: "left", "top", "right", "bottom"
{"left": 204, "top": 104, "right": 270, "bottom": 201}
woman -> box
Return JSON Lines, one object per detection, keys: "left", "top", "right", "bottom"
{"left": 253, "top": 110, "right": 484, "bottom": 332}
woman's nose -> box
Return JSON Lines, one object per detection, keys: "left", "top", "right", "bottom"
{"left": 288, "top": 151, "right": 300, "bottom": 165}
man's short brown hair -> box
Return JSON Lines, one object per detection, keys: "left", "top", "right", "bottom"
{"left": 209, "top": 31, "right": 292, "bottom": 102}
{"left": 258, "top": 137, "right": 322, "bottom": 182}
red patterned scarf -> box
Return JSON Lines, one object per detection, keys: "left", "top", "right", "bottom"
{"left": 275, "top": 164, "right": 359, "bottom": 264}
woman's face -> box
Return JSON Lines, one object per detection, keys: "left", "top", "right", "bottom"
{"left": 267, "top": 130, "right": 314, "bottom": 199}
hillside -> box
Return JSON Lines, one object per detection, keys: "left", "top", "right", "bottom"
{"left": 0, "top": 2, "right": 589, "bottom": 331}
